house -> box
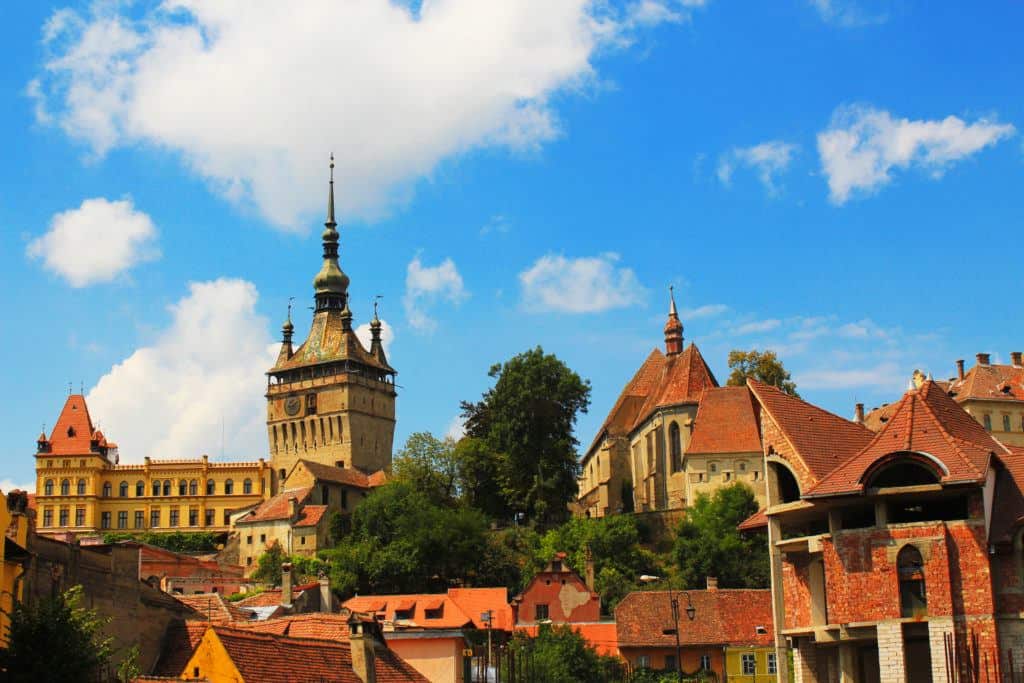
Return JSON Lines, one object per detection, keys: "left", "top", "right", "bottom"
{"left": 344, "top": 587, "right": 511, "bottom": 683}
{"left": 747, "top": 377, "right": 1024, "bottom": 682}
{"left": 0, "top": 490, "right": 31, "bottom": 645}
{"left": 615, "top": 580, "right": 774, "bottom": 680}
{"left": 234, "top": 487, "right": 331, "bottom": 571}
{"left": 281, "top": 459, "right": 388, "bottom": 519}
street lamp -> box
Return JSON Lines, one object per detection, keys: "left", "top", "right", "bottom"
{"left": 639, "top": 575, "right": 695, "bottom": 683}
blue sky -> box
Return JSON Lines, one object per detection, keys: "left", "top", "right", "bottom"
{"left": 2, "top": 0, "right": 1023, "bottom": 491}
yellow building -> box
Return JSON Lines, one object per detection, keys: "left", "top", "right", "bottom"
{"left": 577, "top": 290, "right": 766, "bottom": 517}
{"left": 725, "top": 645, "right": 778, "bottom": 683}
{"left": 32, "top": 160, "right": 397, "bottom": 539}
{"left": 0, "top": 490, "right": 30, "bottom": 644}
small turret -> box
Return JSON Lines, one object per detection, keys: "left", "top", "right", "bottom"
{"left": 276, "top": 299, "right": 295, "bottom": 364}
{"left": 664, "top": 286, "right": 684, "bottom": 356}
{"left": 370, "top": 300, "right": 387, "bottom": 366}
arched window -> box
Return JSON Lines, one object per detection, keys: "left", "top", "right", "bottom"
{"left": 60, "top": 479, "right": 70, "bottom": 496}
{"left": 206, "top": 479, "right": 215, "bottom": 495}
{"left": 136, "top": 481, "right": 145, "bottom": 496}
{"left": 189, "top": 480, "right": 198, "bottom": 495}
{"left": 669, "top": 422, "right": 682, "bottom": 473}
{"left": 102, "top": 482, "right": 112, "bottom": 497}
{"left": 243, "top": 478, "right": 253, "bottom": 494}
{"left": 44, "top": 479, "right": 54, "bottom": 496}
{"left": 865, "top": 456, "right": 941, "bottom": 489}
{"left": 224, "top": 479, "right": 234, "bottom": 495}
{"left": 77, "top": 478, "right": 86, "bottom": 495}
{"left": 178, "top": 480, "right": 187, "bottom": 496}
{"left": 163, "top": 480, "right": 171, "bottom": 496}
{"left": 770, "top": 461, "right": 801, "bottom": 504}
{"left": 119, "top": 481, "right": 128, "bottom": 497}
{"left": 898, "top": 545, "right": 927, "bottom": 618}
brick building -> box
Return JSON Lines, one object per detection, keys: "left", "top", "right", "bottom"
{"left": 748, "top": 377, "right": 1024, "bottom": 682}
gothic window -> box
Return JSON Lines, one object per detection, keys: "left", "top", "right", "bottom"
{"left": 243, "top": 479, "right": 253, "bottom": 494}
{"left": 136, "top": 480, "right": 144, "bottom": 496}
{"left": 60, "top": 479, "right": 70, "bottom": 496}
{"left": 102, "top": 482, "right": 111, "bottom": 497}
{"left": 273, "top": 425, "right": 279, "bottom": 451}
{"left": 898, "top": 545, "right": 927, "bottom": 618}
{"left": 189, "top": 480, "right": 198, "bottom": 495}
{"left": 178, "top": 480, "right": 187, "bottom": 496}
{"left": 163, "top": 480, "right": 172, "bottom": 496}
{"left": 77, "top": 479, "right": 86, "bottom": 495}
{"left": 207, "top": 479, "right": 215, "bottom": 495}
{"left": 67, "top": 426, "right": 75, "bottom": 438}
{"left": 224, "top": 479, "right": 234, "bottom": 495}
{"left": 44, "top": 480, "right": 54, "bottom": 496}
{"left": 336, "top": 416, "right": 343, "bottom": 441}
{"left": 119, "top": 481, "right": 128, "bottom": 497}
{"left": 669, "top": 422, "right": 682, "bottom": 473}
{"left": 278, "top": 468, "right": 287, "bottom": 483}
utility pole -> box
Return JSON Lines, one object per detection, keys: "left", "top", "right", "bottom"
{"left": 482, "top": 609, "right": 493, "bottom": 681}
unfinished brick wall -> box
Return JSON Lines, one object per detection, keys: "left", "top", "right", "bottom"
{"left": 759, "top": 413, "right": 818, "bottom": 493}
{"left": 781, "top": 558, "right": 812, "bottom": 629}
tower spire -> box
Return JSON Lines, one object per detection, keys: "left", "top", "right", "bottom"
{"left": 326, "top": 154, "right": 336, "bottom": 230}
{"left": 664, "top": 285, "right": 684, "bottom": 355}
{"left": 313, "top": 154, "right": 350, "bottom": 312}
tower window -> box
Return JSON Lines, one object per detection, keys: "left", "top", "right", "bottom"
{"left": 67, "top": 426, "right": 75, "bottom": 438}
{"left": 307, "top": 393, "right": 317, "bottom": 415}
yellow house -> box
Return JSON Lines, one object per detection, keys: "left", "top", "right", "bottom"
{"left": 725, "top": 645, "right": 778, "bottom": 683}
{"left": 0, "top": 490, "right": 31, "bottom": 645}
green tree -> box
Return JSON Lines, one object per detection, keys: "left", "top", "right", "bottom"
{"left": 251, "top": 541, "right": 287, "bottom": 585}
{"left": 503, "top": 624, "right": 624, "bottom": 683}
{"left": 453, "top": 437, "right": 506, "bottom": 519}
{"left": 102, "top": 530, "right": 219, "bottom": 552}
{"left": 673, "top": 483, "right": 769, "bottom": 589}
{"left": 393, "top": 431, "right": 460, "bottom": 506}
{"left": 726, "top": 349, "right": 799, "bottom": 397}
{"left": 461, "top": 347, "right": 591, "bottom": 526}
{"left": 0, "top": 585, "right": 113, "bottom": 682}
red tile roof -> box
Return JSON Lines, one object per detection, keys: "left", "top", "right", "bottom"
{"left": 152, "top": 621, "right": 209, "bottom": 676}
{"left": 747, "top": 379, "right": 874, "bottom": 485}
{"left": 230, "top": 613, "right": 353, "bottom": 640}
{"left": 295, "top": 505, "right": 328, "bottom": 528}
{"left": 205, "top": 625, "right": 427, "bottom": 682}
{"left": 237, "top": 488, "right": 312, "bottom": 524}
{"left": 737, "top": 507, "right": 768, "bottom": 531}
{"left": 235, "top": 583, "right": 320, "bottom": 608}
{"left": 685, "top": 386, "right": 762, "bottom": 455}
{"left": 446, "top": 587, "right": 514, "bottom": 631}
{"left": 615, "top": 589, "right": 773, "bottom": 648}
{"left": 343, "top": 593, "right": 473, "bottom": 630}
{"left": 293, "top": 460, "right": 385, "bottom": 489}
{"left": 44, "top": 394, "right": 106, "bottom": 455}
{"left": 271, "top": 310, "right": 394, "bottom": 374}
{"left": 990, "top": 447, "right": 1024, "bottom": 545}
{"left": 863, "top": 402, "right": 900, "bottom": 432}
{"left": 632, "top": 343, "right": 719, "bottom": 431}
{"left": 949, "top": 362, "right": 1024, "bottom": 402}
{"left": 175, "top": 593, "right": 253, "bottom": 624}
{"left": 808, "top": 380, "right": 1009, "bottom": 497}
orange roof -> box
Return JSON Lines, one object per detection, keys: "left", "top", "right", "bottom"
{"left": 295, "top": 505, "right": 328, "bottom": 528}
{"left": 747, "top": 379, "right": 874, "bottom": 485}
{"left": 737, "top": 507, "right": 768, "bottom": 531}
{"left": 808, "top": 380, "right": 1008, "bottom": 497}
{"left": 175, "top": 593, "right": 253, "bottom": 623}
{"left": 583, "top": 349, "right": 666, "bottom": 459}
{"left": 446, "top": 588, "right": 513, "bottom": 630}
{"left": 237, "top": 488, "right": 312, "bottom": 524}
{"left": 685, "top": 386, "right": 762, "bottom": 455}
{"left": 205, "top": 625, "right": 426, "bottom": 682}
{"left": 344, "top": 593, "right": 473, "bottom": 630}
{"left": 230, "top": 613, "right": 353, "bottom": 640}
{"left": 616, "top": 589, "right": 772, "bottom": 648}
{"left": 949, "top": 361, "right": 1024, "bottom": 403}
{"left": 863, "top": 402, "right": 900, "bottom": 432}
{"left": 293, "top": 460, "right": 383, "bottom": 489}
{"left": 632, "top": 343, "right": 718, "bottom": 431}
{"left": 44, "top": 395, "right": 105, "bottom": 456}
{"left": 235, "top": 583, "right": 319, "bottom": 608}
{"left": 152, "top": 621, "right": 209, "bottom": 677}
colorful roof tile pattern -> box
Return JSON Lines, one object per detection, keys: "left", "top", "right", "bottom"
{"left": 446, "top": 587, "right": 514, "bottom": 631}
{"left": 747, "top": 379, "right": 874, "bottom": 485}
{"left": 808, "top": 380, "right": 1009, "bottom": 497}
{"left": 685, "top": 386, "right": 762, "bottom": 455}
{"left": 615, "top": 589, "right": 773, "bottom": 648}
{"left": 270, "top": 309, "right": 393, "bottom": 374}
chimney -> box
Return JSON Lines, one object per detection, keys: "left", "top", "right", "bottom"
{"left": 288, "top": 496, "right": 299, "bottom": 520}
{"left": 854, "top": 403, "right": 865, "bottom": 424}
{"left": 977, "top": 353, "right": 991, "bottom": 367}
{"left": 319, "top": 571, "right": 333, "bottom": 613}
{"left": 281, "top": 562, "right": 293, "bottom": 607}
{"left": 956, "top": 359, "right": 965, "bottom": 380}
{"left": 584, "top": 549, "right": 595, "bottom": 592}
{"left": 706, "top": 576, "right": 718, "bottom": 592}
{"left": 348, "top": 615, "right": 378, "bottom": 683}
{"left": 1012, "top": 352, "right": 1023, "bottom": 367}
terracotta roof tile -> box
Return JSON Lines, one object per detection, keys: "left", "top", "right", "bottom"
{"left": 295, "top": 505, "right": 328, "bottom": 528}
{"left": 344, "top": 593, "right": 473, "bottom": 630}
{"left": 990, "top": 447, "right": 1024, "bottom": 545}
{"left": 294, "top": 460, "right": 385, "bottom": 489}
{"left": 44, "top": 395, "right": 102, "bottom": 456}
{"left": 152, "top": 621, "right": 209, "bottom": 676}
{"left": 863, "top": 402, "right": 900, "bottom": 432}
{"left": 271, "top": 310, "right": 394, "bottom": 374}
{"left": 949, "top": 362, "right": 1024, "bottom": 402}
{"left": 235, "top": 584, "right": 319, "bottom": 608}
{"left": 237, "top": 488, "right": 312, "bottom": 524}
{"left": 446, "top": 587, "right": 514, "bottom": 631}
{"left": 206, "top": 625, "right": 427, "bottom": 682}
{"left": 808, "top": 381, "right": 1008, "bottom": 497}
{"left": 230, "top": 613, "right": 353, "bottom": 640}
{"left": 175, "top": 593, "right": 253, "bottom": 624}
{"left": 737, "top": 507, "right": 768, "bottom": 531}
{"left": 516, "top": 622, "right": 619, "bottom": 656}
{"left": 615, "top": 589, "right": 772, "bottom": 648}
{"left": 747, "top": 379, "right": 874, "bottom": 485}
{"left": 632, "top": 343, "right": 719, "bottom": 431}
{"left": 685, "top": 386, "right": 762, "bottom": 455}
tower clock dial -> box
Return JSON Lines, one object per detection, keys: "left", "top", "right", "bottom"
{"left": 284, "top": 396, "right": 302, "bottom": 416}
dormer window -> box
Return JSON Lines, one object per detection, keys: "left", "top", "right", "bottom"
{"left": 67, "top": 426, "right": 75, "bottom": 438}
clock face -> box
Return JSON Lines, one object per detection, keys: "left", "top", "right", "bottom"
{"left": 284, "top": 396, "right": 302, "bottom": 416}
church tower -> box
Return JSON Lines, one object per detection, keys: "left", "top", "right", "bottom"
{"left": 266, "top": 157, "right": 397, "bottom": 491}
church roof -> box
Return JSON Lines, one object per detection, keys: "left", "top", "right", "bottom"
{"left": 686, "top": 386, "right": 762, "bottom": 455}
{"left": 630, "top": 342, "right": 718, "bottom": 430}
{"left": 583, "top": 348, "right": 666, "bottom": 458}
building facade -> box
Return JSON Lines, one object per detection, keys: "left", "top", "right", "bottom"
{"left": 577, "top": 291, "right": 766, "bottom": 517}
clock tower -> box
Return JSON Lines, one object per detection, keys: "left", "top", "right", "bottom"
{"left": 265, "top": 158, "right": 397, "bottom": 492}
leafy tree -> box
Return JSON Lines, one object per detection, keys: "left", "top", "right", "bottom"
{"left": 0, "top": 585, "right": 113, "bottom": 682}
{"left": 393, "top": 431, "right": 460, "bottom": 505}
{"left": 461, "top": 347, "right": 591, "bottom": 526}
{"left": 673, "top": 483, "right": 769, "bottom": 589}
{"left": 453, "top": 437, "right": 506, "bottom": 519}
{"left": 503, "top": 624, "right": 624, "bottom": 683}
{"left": 102, "top": 530, "right": 219, "bottom": 552}
{"left": 726, "top": 349, "right": 799, "bottom": 397}
{"left": 251, "top": 541, "right": 287, "bottom": 585}
{"left": 531, "top": 515, "right": 661, "bottom": 612}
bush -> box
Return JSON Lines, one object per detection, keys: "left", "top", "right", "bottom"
{"left": 102, "top": 531, "right": 219, "bottom": 553}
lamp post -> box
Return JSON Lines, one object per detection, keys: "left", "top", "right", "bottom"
{"left": 639, "top": 575, "right": 695, "bottom": 683}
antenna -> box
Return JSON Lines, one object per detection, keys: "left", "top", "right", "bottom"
{"left": 373, "top": 294, "right": 383, "bottom": 318}
{"left": 287, "top": 296, "right": 295, "bottom": 321}
{"left": 68, "top": 382, "right": 72, "bottom": 395}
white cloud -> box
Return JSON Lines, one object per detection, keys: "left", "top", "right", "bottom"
{"left": 355, "top": 318, "right": 396, "bottom": 358}
{"left": 519, "top": 253, "right": 646, "bottom": 313}
{"left": 0, "top": 479, "right": 36, "bottom": 494}
{"left": 86, "top": 279, "right": 277, "bottom": 462}
{"left": 717, "top": 141, "right": 798, "bottom": 195}
{"left": 817, "top": 105, "right": 1015, "bottom": 204}
{"left": 445, "top": 414, "right": 467, "bottom": 441}
{"left": 32, "top": 1, "right": 703, "bottom": 229}
{"left": 404, "top": 255, "right": 467, "bottom": 333}
{"left": 26, "top": 197, "right": 159, "bottom": 287}
{"left": 809, "top": 0, "right": 888, "bottom": 27}
{"left": 681, "top": 303, "right": 728, "bottom": 319}
{"left": 734, "top": 319, "right": 781, "bottom": 335}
